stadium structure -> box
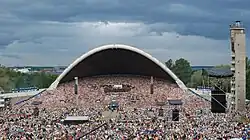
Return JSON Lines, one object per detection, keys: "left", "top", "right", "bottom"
{"left": 31, "top": 44, "right": 208, "bottom": 112}
{"left": 49, "top": 44, "right": 187, "bottom": 90}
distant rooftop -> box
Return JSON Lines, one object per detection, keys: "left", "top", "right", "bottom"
{"left": 205, "top": 67, "right": 233, "bottom": 78}
{"left": 191, "top": 66, "right": 214, "bottom": 71}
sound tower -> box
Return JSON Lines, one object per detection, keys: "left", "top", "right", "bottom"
{"left": 172, "top": 109, "right": 179, "bottom": 121}
{"left": 211, "top": 88, "right": 226, "bottom": 113}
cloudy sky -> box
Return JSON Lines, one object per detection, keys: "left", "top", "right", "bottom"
{"left": 0, "top": 0, "right": 249, "bottom": 66}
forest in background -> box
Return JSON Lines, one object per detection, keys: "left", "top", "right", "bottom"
{"left": 0, "top": 58, "right": 249, "bottom": 99}
{"left": 0, "top": 67, "right": 57, "bottom": 92}
{"left": 165, "top": 58, "right": 250, "bottom": 99}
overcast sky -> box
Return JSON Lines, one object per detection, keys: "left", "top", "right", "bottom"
{"left": 0, "top": 0, "right": 249, "bottom": 66}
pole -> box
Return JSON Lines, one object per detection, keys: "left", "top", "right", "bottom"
{"left": 74, "top": 77, "right": 79, "bottom": 110}
{"left": 208, "top": 76, "right": 210, "bottom": 87}
{"left": 150, "top": 76, "right": 154, "bottom": 94}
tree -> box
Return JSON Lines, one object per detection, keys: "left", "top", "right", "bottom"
{"left": 0, "top": 68, "right": 12, "bottom": 91}
{"left": 31, "top": 72, "right": 58, "bottom": 88}
{"left": 165, "top": 59, "right": 174, "bottom": 70}
{"left": 215, "top": 64, "right": 230, "bottom": 69}
{"left": 172, "top": 58, "right": 192, "bottom": 85}
{"left": 211, "top": 65, "right": 231, "bottom": 92}
{"left": 189, "top": 70, "right": 203, "bottom": 88}
{"left": 0, "top": 67, "right": 58, "bottom": 92}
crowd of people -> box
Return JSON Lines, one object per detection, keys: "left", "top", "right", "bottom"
{"left": 0, "top": 75, "right": 249, "bottom": 139}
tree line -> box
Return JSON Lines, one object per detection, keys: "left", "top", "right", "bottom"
{"left": 165, "top": 58, "right": 250, "bottom": 100}
{"left": 0, "top": 58, "right": 250, "bottom": 100}
{"left": 0, "top": 67, "right": 57, "bottom": 92}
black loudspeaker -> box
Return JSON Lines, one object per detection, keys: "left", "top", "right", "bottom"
{"left": 158, "top": 108, "right": 163, "bottom": 117}
{"left": 74, "top": 84, "right": 78, "bottom": 95}
{"left": 150, "top": 84, "right": 154, "bottom": 94}
{"left": 172, "top": 109, "right": 179, "bottom": 121}
{"left": 211, "top": 89, "right": 226, "bottom": 113}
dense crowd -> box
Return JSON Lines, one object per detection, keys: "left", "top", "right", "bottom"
{"left": 0, "top": 75, "right": 249, "bottom": 139}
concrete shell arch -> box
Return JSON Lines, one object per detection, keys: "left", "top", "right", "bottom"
{"left": 49, "top": 44, "right": 187, "bottom": 90}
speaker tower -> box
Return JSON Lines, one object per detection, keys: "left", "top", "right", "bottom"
{"left": 172, "top": 109, "right": 179, "bottom": 121}
{"left": 211, "top": 88, "right": 226, "bottom": 113}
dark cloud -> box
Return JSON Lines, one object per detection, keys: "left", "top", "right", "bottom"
{"left": 0, "top": 33, "right": 17, "bottom": 49}
{"left": 1, "top": 0, "right": 249, "bottom": 40}
{"left": 0, "top": 0, "right": 249, "bottom": 66}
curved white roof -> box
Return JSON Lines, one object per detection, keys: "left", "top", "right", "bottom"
{"left": 49, "top": 44, "right": 187, "bottom": 90}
